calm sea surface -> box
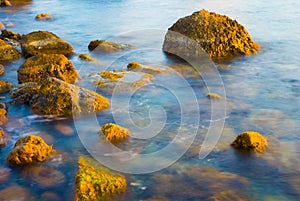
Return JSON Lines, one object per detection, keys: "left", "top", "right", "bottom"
{"left": 1, "top": 0, "right": 300, "bottom": 200}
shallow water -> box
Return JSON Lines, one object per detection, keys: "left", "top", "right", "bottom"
{"left": 1, "top": 0, "right": 300, "bottom": 200}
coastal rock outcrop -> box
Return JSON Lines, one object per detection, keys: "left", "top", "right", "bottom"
{"left": 31, "top": 77, "right": 110, "bottom": 117}
{"left": 7, "top": 135, "right": 55, "bottom": 166}
{"left": 17, "top": 53, "right": 79, "bottom": 84}
{"left": 0, "top": 39, "right": 21, "bottom": 63}
{"left": 21, "top": 31, "right": 74, "bottom": 58}
{"left": 75, "top": 156, "right": 127, "bottom": 201}
{"left": 163, "top": 9, "right": 260, "bottom": 60}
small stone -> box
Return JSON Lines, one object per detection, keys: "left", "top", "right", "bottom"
{"left": 54, "top": 123, "right": 74, "bottom": 136}
{"left": 127, "top": 61, "right": 142, "bottom": 71}
{"left": 0, "top": 22, "right": 4, "bottom": 30}
{"left": 207, "top": 93, "right": 222, "bottom": 100}
{"left": 88, "top": 39, "right": 132, "bottom": 52}
{"left": 0, "top": 108, "right": 7, "bottom": 126}
{"left": 35, "top": 13, "right": 53, "bottom": 21}
{"left": 0, "top": 64, "right": 5, "bottom": 76}
{"left": 0, "top": 80, "right": 13, "bottom": 93}
{"left": 231, "top": 131, "right": 268, "bottom": 152}
{"left": 0, "top": 127, "right": 6, "bottom": 147}
{"left": 7, "top": 135, "right": 56, "bottom": 166}
{"left": 101, "top": 123, "right": 130, "bottom": 143}
{"left": 0, "top": 185, "right": 30, "bottom": 201}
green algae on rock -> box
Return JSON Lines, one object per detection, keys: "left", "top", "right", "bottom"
{"left": 21, "top": 31, "right": 74, "bottom": 58}
{"left": 9, "top": 82, "right": 40, "bottom": 104}
{"left": 101, "top": 123, "right": 130, "bottom": 143}
{"left": 7, "top": 135, "right": 55, "bottom": 166}
{"left": 231, "top": 131, "right": 268, "bottom": 152}
{"left": 88, "top": 39, "right": 132, "bottom": 53}
{"left": 0, "top": 80, "right": 13, "bottom": 93}
{"left": 0, "top": 39, "right": 21, "bottom": 63}
{"left": 75, "top": 156, "right": 127, "bottom": 201}
{"left": 17, "top": 53, "right": 79, "bottom": 84}
{"left": 163, "top": 9, "right": 260, "bottom": 61}
{"left": 31, "top": 77, "right": 110, "bottom": 117}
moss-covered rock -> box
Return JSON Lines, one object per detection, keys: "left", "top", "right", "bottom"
{"left": 207, "top": 93, "right": 222, "bottom": 100}
{"left": 0, "top": 39, "right": 21, "bottom": 63}
{"left": 0, "top": 80, "right": 13, "bottom": 93}
{"left": 75, "top": 156, "right": 127, "bottom": 201}
{"left": 0, "top": 108, "right": 7, "bottom": 125}
{"left": 88, "top": 40, "right": 132, "bottom": 53}
{"left": 9, "top": 82, "right": 40, "bottom": 104}
{"left": 17, "top": 53, "right": 79, "bottom": 84}
{"left": 0, "top": 127, "right": 6, "bottom": 147}
{"left": 31, "top": 77, "right": 109, "bottom": 117}
{"left": 1, "top": 29, "right": 22, "bottom": 41}
{"left": 21, "top": 31, "right": 74, "bottom": 58}
{"left": 163, "top": 9, "right": 260, "bottom": 61}
{"left": 7, "top": 135, "right": 55, "bottom": 166}
{"left": 101, "top": 123, "right": 130, "bottom": 143}
{"left": 127, "top": 61, "right": 165, "bottom": 74}
{"left": 231, "top": 131, "right": 267, "bottom": 152}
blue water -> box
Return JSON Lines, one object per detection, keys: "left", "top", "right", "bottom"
{"left": 1, "top": 0, "right": 300, "bottom": 200}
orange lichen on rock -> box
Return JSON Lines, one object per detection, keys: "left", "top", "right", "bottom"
{"left": 98, "top": 70, "right": 125, "bottom": 81}
{"left": 163, "top": 9, "right": 260, "bottom": 60}
{"left": 35, "top": 13, "right": 52, "bottom": 21}
{"left": 75, "top": 156, "right": 127, "bottom": 201}
{"left": 0, "top": 39, "right": 21, "bottom": 63}
{"left": 127, "top": 61, "right": 142, "bottom": 71}
{"left": 17, "top": 54, "right": 79, "bottom": 84}
{"left": 101, "top": 123, "right": 130, "bottom": 143}
{"left": 231, "top": 131, "right": 268, "bottom": 152}
{"left": 0, "top": 80, "right": 13, "bottom": 93}
{"left": 7, "top": 135, "right": 55, "bottom": 166}
{"left": 207, "top": 92, "right": 223, "bottom": 100}
{"left": 0, "top": 127, "right": 6, "bottom": 147}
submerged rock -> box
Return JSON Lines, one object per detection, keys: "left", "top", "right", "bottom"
{"left": 163, "top": 9, "right": 260, "bottom": 61}
{"left": 88, "top": 39, "right": 132, "bottom": 53}
{"left": 21, "top": 31, "right": 74, "bottom": 58}
{"left": 231, "top": 131, "right": 268, "bottom": 152}
{"left": 208, "top": 190, "right": 251, "bottom": 201}
{"left": 17, "top": 54, "right": 79, "bottom": 84}
{"left": 0, "top": 167, "right": 11, "bottom": 183}
{"left": 23, "top": 165, "right": 66, "bottom": 188}
{"left": 0, "top": 80, "right": 13, "bottom": 93}
{"left": 0, "top": 185, "right": 30, "bottom": 201}
{"left": 9, "top": 82, "right": 40, "bottom": 104}
{"left": 101, "top": 123, "right": 130, "bottom": 143}
{"left": 35, "top": 13, "right": 53, "bottom": 21}
{"left": 7, "top": 135, "right": 55, "bottom": 166}
{"left": 127, "top": 61, "right": 166, "bottom": 74}
{"left": 0, "top": 39, "right": 21, "bottom": 63}
{"left": 207, "top": 92, "right": 223, "bottom": 100}
{"left": 0, "top": 127, "right": 6, "bottom": 147}
{"left": 31, "top": 77, "right": 110, "bottom": 117}
{"left": 75, "top": 156, "right": 127, "bottom": 201}
{"left": 0, "top": 64, "right": 5, "bottom": 76}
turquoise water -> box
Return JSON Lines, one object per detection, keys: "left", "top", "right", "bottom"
{"left": 1, "top": 0, "right": 300, "bottom": 200}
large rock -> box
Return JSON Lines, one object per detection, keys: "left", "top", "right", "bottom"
{"left": 0, "top": 39, "right": 21, "bottom": 63}
{"left": 7, "top": 135, "right": 55, "bottom": 166}
{"left": 17, "top": 54, "right": 79, "bottom": 84}
{"left": 21, "top": 31, "right": 74, "bottom": 58}
{"left": 31, "top": 77, "right": 110, "bottom": 117}
{"left": 163, "top": 10, "right": 260, "bottom": 60}
{"left": 75, "top": 156, "right": 126, "bottom": 201}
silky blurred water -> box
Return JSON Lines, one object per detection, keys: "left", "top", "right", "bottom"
{"left": 0, "top": 0, "right": 300, "bottom": 200}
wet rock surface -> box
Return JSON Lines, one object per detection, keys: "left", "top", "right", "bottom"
{"left": 88, "top": 39, "right": 132, "bottom": 52}
{"left": 0, "top": 39, "right": 22, "bottom": 63}
{"left": 21, "top": 31, "right": 74, "bottom": 58}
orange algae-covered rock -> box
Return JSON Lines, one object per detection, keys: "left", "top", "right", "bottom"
{"left": 206, "top": 92, "right": 222, "bottom": 100}
{"left": 88, "top": 39, "right": 132, "bottom": 52}
{"left": 0, "top": 39, "right": 21, "bottom": 63}
{"left": 7, "top": 135, "right": 55, "bottom": 165}
{"left": 31, "top": 77, "right": 109, "bottom": 117}
{"left": 0, "top": 80, "right": 13, "bottom": 93}
{"left": 0, "top": 127, "right": 6, "bottom": 147}
{"left": 9, "top": 82, "right": 40, "bottom": 104}
{"left": 101, "top": 123, "right": 130, "bottom": 143}
{"left": 231, "top": 131, "right": 268, "bottom": 152}
{"left": 21, "top": 31, "right": 74, "bottom": 58}
{"left": 163, "top": 9, "right": 260, "bottom": 61}
{"left": 75, "top": 156, "right": 127, "bottom": 201}
{"left": 17, "top": 54, "right": 79, "bottom": 84}
{"left": 35, "top": 13, "right": 52, "bottom": 21}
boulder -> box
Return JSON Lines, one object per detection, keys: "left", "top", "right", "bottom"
{"left": 231, "top": 131, "right": 268, "bottom": 152}
{"left": 0, "top": 39, "right": 21, "bottom": 63}
{"left": 75, "top": 156, "right": 126, "bottom": 201}
{"left": 0, "top": 29, "right": 21, "bottom": 41}
{"left": 31, "top": 77, "right": 110, "bottom": 117}
{"left": 101, "top": 123, "right": 130, "bottom": 143}
{"left": 7, "top": 135, "right": 55, "bottom": 166}
{"left": 9, "top": 82, "right": 40, "bottom": 104}
{"left": 17, "top": 54, "right": 79, "bottom": 84}
{"left": 21, "top": 31, "right": 74, "bottom": 58}
{"left": 0, "top": 80, "right": 13, "bottom": 93}
{"left": 88, "top": 40, "right": 132, "bottom": 53}
{"left": 163, "top": 9, "right": 260, "bottom": 60}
